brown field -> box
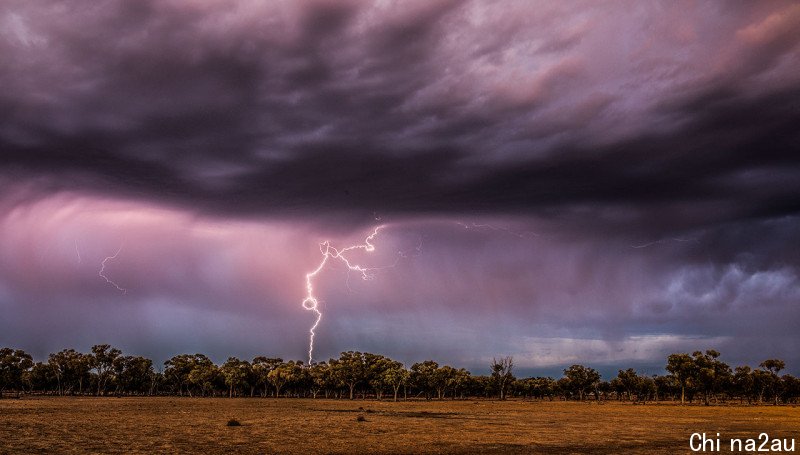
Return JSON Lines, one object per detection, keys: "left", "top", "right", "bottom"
{"left": 1, "top": 397, "right": 798, "bottom": 454}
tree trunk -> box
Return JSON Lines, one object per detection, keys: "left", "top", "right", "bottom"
{"left": 348, "top": 383, "right": 355, "bottom": 400}
{"left": 680, "top": 385, "right": 685, "bottom": 404}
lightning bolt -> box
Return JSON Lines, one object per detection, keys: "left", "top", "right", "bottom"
{"left": 99, "top": 245, "right": 127, "bottom": 294}
{"left": 302, "top": 226, "right": 385, "bottom": 363}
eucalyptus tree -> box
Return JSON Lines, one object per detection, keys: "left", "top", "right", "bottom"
{"left": 267, "top": 361, "right": 294, "bottom": 397}
{"left": 48, "top": 349, "right": 89, "bottom": 396}
{"left": 0, "top": 348, "right": 33, "bottom": 394}
{"left": 90, "top": 344, "right": 122, "bottom": 396}
{"left": 616, "top": 368, "right": 640, "bottom": 401}
{"left": 220, "top": 357, "right": 251, "bottom": 398}
{"left": 666, "top": 353, "right": 696, "bottom": 404}
{"left": 759, "top": 359, "right": 785, "bottom": 405}
{"left": 187, "top": 356, "right": 220, "bottom": 397}
{"left": 252, "top": 357, "right": 283, "bottom": 397}
{"left": 382, "top": 361, "right": 409, "bottom": 402}
{"left": 490, "top": 357, "right": 515, "bottom": 400}
{"left": 308, "top": 361, "right": 331, "bottom": 399}
{"left": 733, "top": 366, "right": 755, "bottom": 404}
{"left": 692, "top": 350, "right": 731, "bottom": 405}
{"left": 563, "top": 364, "right": 600, "bottom": 401}
{"left": 113, "top": 355, "right": 154, "bottom": 395}
{"left": 331, "top": 352, "right": 368, "bottom": 400}
{"left": 410, "top": 360, "right": 439, "bottom": 400}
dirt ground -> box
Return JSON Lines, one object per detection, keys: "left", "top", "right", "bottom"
{"left": 1, "top": 397, "right": 798, "bottom": 454}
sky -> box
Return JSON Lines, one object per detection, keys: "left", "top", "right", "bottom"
{"left": 1, "top": 0, "right": 799, "bottom": 378}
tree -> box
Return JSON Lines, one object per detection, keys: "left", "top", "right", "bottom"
{"left": 24, "top": 362, "right": 55, "bottom": 393}
{"left": 449, "top": 368, "right": 472, "bottom": 400}
{"left": 692, "top": 350, "right": 731, "bottom": 405}
{"left": 555, "top": 377, "right": 572, "bottom": 400}
{"left": 308, "top": 361, "right": 331, "bottom": 399}
{"left": 759, "top": 359, "right": 785, "bottom": 405}
{"left": 490, "top": 357, "right": 515, "bottom": 400}
{"left": 331, "top": 352, "right": 367, "bottom": 400}
{"left": 252, "top": 357, "right": 283, "bottom": 397}
{"left": 616, "top": 368, "right": 640, "bottom": 401}
{"left": 781, "top": 374, "right": 800, "bottom": 404}
{"left": 164, "top": 354, "right": 202, "bottom": 396}
{"left": 433, "top": 365, "right": 458, "bottom": 400}
{"left": 283, "top": 361, "right": 309, "bottom": 397}
{"left": 164, "top": 353, "right": 217, "bottom": 397}
{"left": 364, "top": 353, "right": 392, "bottom": 400}
{"left": 382, "top": 361, "right": 409, "bottom": 402}
{"left": 221, "top": 357, "right": 251, "bottom": 398}
{"left": 0, "top": 348, "right": 33, "bottom": 394}
{"left": 410, "top": 360, "right": 439, "bottom": 400}
{"left": 48, "top": 349, "right": 88, "bottom": 396}
{"left": 733, "top": 366, "right": 755, "bottom": 404}
{"left": 187, "top": 357, "right": 219, "bottom": 396}
{"left": 113, "top": 355, "right": 154, "bottom": 395}
{"left": 637, "top": 376, "right": 657, "bottom": 403}
{"left": 666, "top": 353, "right": 696, "bottom": 404}
{"left": 653, "top": 375, "right": 677, "bottom": 402}
{"left": 596, "top": 380, "right": 612, "bottom": 401}
{"left": 90, "top": 344, "right": 121, "bottom": 396}
{"left": 752, "top": 368, "right": 773, "bottom": 404}
{"left": 563, "top": 365, "right": 600, "bottom": 401}
{"left": 267, "top": 361, "right": 292, "bottom": 397}
{"left": 524, "top": 377, "right": 556, "bottom": 400}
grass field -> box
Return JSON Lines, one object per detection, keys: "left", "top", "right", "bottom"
{"left": 1, "top": 397, "right": 798, "bottom": 454}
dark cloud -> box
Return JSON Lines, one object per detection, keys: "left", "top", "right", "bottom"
{"left": 1, "top": 1, "right": 797, "bottom": 232}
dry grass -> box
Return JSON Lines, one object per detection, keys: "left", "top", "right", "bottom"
{"left": 1, "top": 397, "right": 798, "bottom": 454}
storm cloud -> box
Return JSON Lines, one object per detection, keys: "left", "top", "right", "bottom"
{"left": 1, "top": 1, "right": 798, "bottom": 375}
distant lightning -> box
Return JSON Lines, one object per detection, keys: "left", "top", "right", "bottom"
{"left": 455, "top": 221, "right": 539, "bottom": 238}
{"left": 75, "top": 240, "right": 81, "bottom": 264}
{"left": 301, "top": 226, "right": 387, "bottom": 363}
{"left": 398, "top": 235, "right": 423, "bottom": 259}
{"left": 631, "top": 237, "right": 699, "bottom": 249}
{"left": 99, "top": 245, "right": 127, "bottom": 294}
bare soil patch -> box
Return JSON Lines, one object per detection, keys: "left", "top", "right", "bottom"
{"left": 1, "top": 397, "right": 797, "bottom": 454}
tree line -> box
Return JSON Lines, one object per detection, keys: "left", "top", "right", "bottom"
{"left": 1, "top": 346, "right": 798, "bottom": 404}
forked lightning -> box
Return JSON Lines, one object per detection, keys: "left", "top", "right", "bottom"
{"left": 301, "top": 226, "right": 383, "bottom": 363}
